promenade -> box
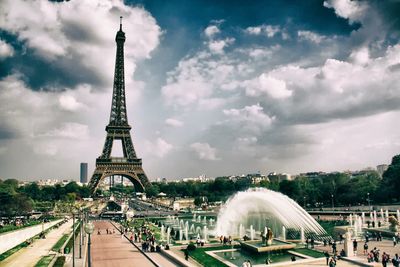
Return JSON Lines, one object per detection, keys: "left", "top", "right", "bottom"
{"left": 91, "top": 221, "right": 155, "bottom": 267}
{"left": 0, "top": 219, "right": 72, "bottom": 267}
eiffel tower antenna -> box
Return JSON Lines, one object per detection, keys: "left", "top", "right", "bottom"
{"left": 88, "top": 19, "right": 150, "bottom": 195}
{"left": 120, "top": 16, "right": 122, "bottom": 30}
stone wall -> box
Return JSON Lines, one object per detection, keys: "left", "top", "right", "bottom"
{"left": 0, "top": 219, "right": 63, "bottom": 254}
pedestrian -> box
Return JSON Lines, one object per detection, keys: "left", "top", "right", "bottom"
{"left": 394, "top": 236, "right": 397, "bottom": 247}
{"left": 329, "top": 257, "right": 336, "bottom": 267}
{"left": 311, "top": 237, "right": 315, "bottom": 248}
{"left": 353, "top": 239, "right": 358, "bottom": 256}
{"left": 324, "top": 251, "right": 330, "bottom": 266}
{"left": 392, "top": 253, "right": 400, "bottom": 267}
{"left": 381, "top": 252, "right": 389, "bottom": 267}
{"left": 363, "top": 242, "right": 368, "bottom": 255}
{"left": 184, "top": 249, "right": 189, "bottom": 261}
{"left": 332, "top": 241, "right": 337, "bottom": 254}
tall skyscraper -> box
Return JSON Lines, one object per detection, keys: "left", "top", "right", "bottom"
{"left": 80, "top": 163, "right": 88, "bottom": 183}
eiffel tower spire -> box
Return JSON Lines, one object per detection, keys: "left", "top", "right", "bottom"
{"left": 108, "top": 16, "right": 129, "bottom": 128}
{"left": 88, "top": 18, "right": 150, "bottom": 194}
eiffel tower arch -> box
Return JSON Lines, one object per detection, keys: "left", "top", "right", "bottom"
{"left": 88, "top": 18, "right": 150, "bottom": 194}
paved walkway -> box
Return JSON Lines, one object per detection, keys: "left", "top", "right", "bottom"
{"left": 0, "top": 219, "right": 72, "bottom": 267}
{"left": 91, "top": 221, "right": 155, "bottom": 267}
{"left": 316, "top": 239, "right": 400, "bottom": 267}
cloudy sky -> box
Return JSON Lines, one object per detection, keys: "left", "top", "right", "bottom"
{"left": 1, "top": 0, "right": 400, "bottom": 181}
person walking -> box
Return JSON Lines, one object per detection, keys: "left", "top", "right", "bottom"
{"left": 324, "top": 251, "right": 330, "bottom": 265}
{"left": 393, "top": 236, "right": 397, "bottom": 247}
{"left": 353, "top": 239, "right": 358, "bottom": 256}
{"left": 363, "top": 242, "right": 368, "bottom": 255}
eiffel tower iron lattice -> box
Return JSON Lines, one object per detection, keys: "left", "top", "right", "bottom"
{"left": 88, "top": 18, "right": 150, "bottom": 194}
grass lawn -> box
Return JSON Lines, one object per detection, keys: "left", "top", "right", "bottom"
{"left": 318, "top": 220, "right": 348, "bottom": 237}
{"left": 184, "top": 245, "right": 235, "bottom": 267}
{"left": 34, "top": 255, "right": 54, "bottom": 267}
{"left": 0, "top": 221, "right": 41, "bottom": 234}
{"left": 0, "top": 241, "right": 29, "bottom": 261}
{"left": 51, "top": 234, "right": 69, "bottom": 252}
{"left": 294, "top": 248, "right": 325, "bottom": 258}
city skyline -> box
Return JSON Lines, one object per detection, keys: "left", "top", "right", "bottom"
{"left": 1, "top": 0, "right": 400, "bottom": 180}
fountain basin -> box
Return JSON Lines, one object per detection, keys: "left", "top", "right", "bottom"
{"left": 239, "top": 239, "right": 296, "bottom": 253}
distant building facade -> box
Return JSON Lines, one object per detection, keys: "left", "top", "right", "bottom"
{"left": 377, "top": 164, "right": 388, "bottom": 178}
{"left": 80, "top": 163, "right": 88, "bottom": 183}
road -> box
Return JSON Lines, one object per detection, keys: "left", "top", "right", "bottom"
{"left": 0, "top": 219, "right": 72, "bottom": 267}
{"left": 91, "top": 221, "right": 155, "bottom": 267}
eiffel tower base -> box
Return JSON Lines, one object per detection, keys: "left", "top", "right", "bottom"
{"left": 88, "top": 159, "right": 149, "bottom": 195}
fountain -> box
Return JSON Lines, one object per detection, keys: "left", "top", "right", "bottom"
{"left": 349, "top": 214, "right": 353, "bottom": 227}
{"left": 282, "top": 226, "right": 286, "bottom": 241}
{"left": 386, "top": 210, "right": 389, "bottom": 223}
{"left": 166, "top": 227, "right": 171, "bottom": 244}
{"left": 203, "top": 226, "right": 208, "bottom": 242}
{"left": 214, "top": 188, "right": 329, "bottom": 241}
{"left": 179, "top": 227, "right": 183, "bottom": 241}
{"left": 161, "top": 225, "right": 165, "bottom": 241}
{"left": 300, "top": 227, "right": 305, "bottom": 243}
{"left": 397, "top": 210, "right": 400, "bottom": 220}
{"left": 185, "top": 222, "right": 189, "bottom": 242}
{"left": 239, "top": 224, "right": 245, "bottom": 239}
{"left": 250, "top": 225, "right": 254, "bottom": 240}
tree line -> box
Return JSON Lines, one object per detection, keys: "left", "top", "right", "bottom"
{"left": 145, "top": 154, "right": 400, "bottom": 207}
{"left": 0, "top": 180, "right": 90, "bottom": 216}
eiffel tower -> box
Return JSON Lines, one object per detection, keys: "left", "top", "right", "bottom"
{"left": 88, "top": 18, "right": 150, "bottom": 194}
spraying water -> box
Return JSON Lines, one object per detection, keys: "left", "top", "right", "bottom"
{"left": 214, "top": 188, "right": 329, "bottom": 239}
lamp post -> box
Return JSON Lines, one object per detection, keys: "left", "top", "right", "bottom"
{"left": 331, "top": 194, "right": 334, "bottom": 211}
{"left": 79, "top": 208, "right": 82, "bottom": 258}
{"left": 72, "top": 212, "right": 75, "bottom": 267}
{"left": 84, "top": 221, "right": 95, "bottom": 267}
{"left": 303, "top": 196, "right": 306, "bottom": 208}
{"left": 367, "top": 192, "right": 371, "bottom": 211}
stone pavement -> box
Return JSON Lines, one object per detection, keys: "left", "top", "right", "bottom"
{"left": 0, "top": 219, "right": 72, "bottom": 267}
{"left": 314, "top": 238, "right": 400, "bottom": 267}
{"left": 91, "top": 221, "right": 156, "bottom": 267}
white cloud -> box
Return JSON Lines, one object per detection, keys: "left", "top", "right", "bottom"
{"left": 223, "top": 104, "right": 273, "bottom": 135}
{"left": 297, "top": 30, "right": 326, "bottom": 44}
{"left": 0, "top": 39, "right": 13, "bottom": 58}
{"left": 144, "top": 137, "right": 173, "bottom": 157}
{"left": 245, "top": 25, "right": 281, "bottom": 38}
{"left": 323, "top": 0, "right": 366, "bottom": 23}
{"left": 165, "top": 118, "right": 184, "bottom": 127}
{"left": 43, "top": 123, "right": 89, "bottom": 139}
{"left": 204, "top": 25, "right": 220, "bottom": 38}
{"left": 0, "top": 0, "right": 161, "bottom": 88}
{"left": 59, "top": 95, "right": 84, "bottom": 111}
{"left": 244, "top": 73, "right": 292, "bottom": 99}
{"left": 208, "top": 38, "right": 235, "bottom": 54}
{"left": 190, "top": 142, "right": 219, "bottom": 160}
{"left": 349, "top": 46, "right": 369, "bottom": 65}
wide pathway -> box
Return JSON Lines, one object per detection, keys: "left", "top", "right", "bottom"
{"left": 0, "top": 219, "right": 72, "bottom": 267}
{"left": 91, "top": 221, "right": 155, "bottom": 267}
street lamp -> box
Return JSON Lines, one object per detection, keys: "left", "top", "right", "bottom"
{"left": 367, "top": 192, "right": 371, "bottom": 211}
{"left": 331, "top": 194, "right": 334, "bottom": 211}
{"left": 84, "top": 221, "right": 95, "bottom": 267}
{"left": 79, "top": 208, "right": 82, "bottom": 259}
{"left": 72, "top": 213, "right": 75, "bottom": 267}
{"left": 303, "top": 197, "right": 306, "bottom": 208}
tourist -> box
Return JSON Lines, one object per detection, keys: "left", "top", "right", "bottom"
{"left": 305, "top": 237, "right": 309, "bottom": 248}
{"left": 265, "top": 258, "right": 272, "bottom": 265}
{"left": 311, "top": 237, "right": 315, "bottom": 248}
{"left": 367, "top": 251, "right": 373, "bottom": 263}
{"left": 184, "top": 249, "right": 189, "bottom": 261}
{"left": 97, "top": 229, "right": 101, "bottom": 235}
{"left": 324, "top": 251, "right": 330, "bottom": 265}
{"left": 393, "top": 236, "right": 397, "bottom": 247}
{"left": 332, "top": 241, "right": 337, "bottom": 254}
{"left": 363, "top": 242, "right": 368, "bottom": 255}
{"left": 228, "top": 236, "right": 232, "bottom": 245}
{"left": 353, "top": 239, "right": 358, "bottom": 256}
{"left": 328, "top": 257, "right": 336, "bottom": 267}
{"left": 339, "top": 249, "right": 345, "bottom": 259}
{"left": 106, "top": 228, "right": 109, "bottom": 234}
{"left": 291, "top": 255, "right": 296, "bottom": 261}
{"left": 392, "top": 253, "right": 400, "bottom": 267}
{"left": 381, "top": 252, "right": 389, "bottom": 267}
